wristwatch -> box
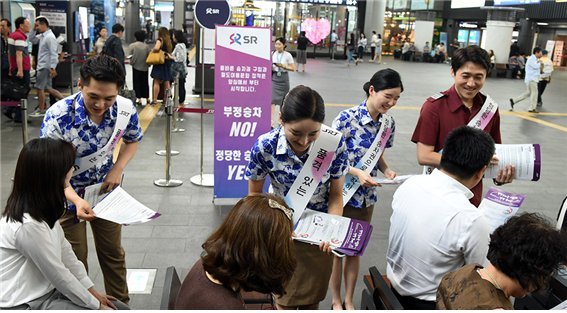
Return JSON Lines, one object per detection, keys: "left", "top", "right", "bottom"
{"left": 493, "top": 178, "right": 504, "bottom": 186}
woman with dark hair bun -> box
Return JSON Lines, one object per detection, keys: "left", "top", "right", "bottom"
{"left": 331, "top": 68, "right": 404, "bottom": 310}
{"left": 0, "top": 138, "right": 125, "bottom": 310}
{"left": 246, "top": 85, "right": 349, "bottom": 309}
{"left": 437, "top": 213, "right": 567, "bottom": 309}
{"left": 175, "top": 194, "right": 296, "bottom": 309}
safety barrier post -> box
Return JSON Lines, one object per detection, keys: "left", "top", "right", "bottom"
{"left": 155, "top": 88, "right": 180, "bottom": 156}
{"left": 20, "top": 99, "right": 29, "bottom": 144}
{"left": 172, "top": 76, "right": 185, "bottom": 133}
{"left": 154, "top": 88, "right": 183, "bottom": 187}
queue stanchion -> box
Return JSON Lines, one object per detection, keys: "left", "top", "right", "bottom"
{"left": 154, "top": 88, "right": 183, "bottom": 187}
{"left": 69, "top": 58, "right": 75, "bottom": 94}
{"left": 155, "top": 87, "right": 180, "bottom": 156}
{"left": 190, "top": 27, "right": 214, "bottom": 187}
{"left": 20, "top": 99, "right": 29, "bottom": 144}
{"left": 171, "top": 76, "right": 185, "bottom": 133}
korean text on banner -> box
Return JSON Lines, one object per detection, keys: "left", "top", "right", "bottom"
{"left": 214, "top": 26, "right": 272, "bottom": 199}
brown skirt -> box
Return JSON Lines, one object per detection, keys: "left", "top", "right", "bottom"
{"left": 343, "top": 205, "right": 375, "bottom": 223}
{"left": 276, "top": 241, "right": 333, "bottom": 306}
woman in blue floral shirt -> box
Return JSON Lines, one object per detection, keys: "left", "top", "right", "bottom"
{"left": 330, "top": 69, "right": 403, "bottom": 310}
{"left": 246, "top": 85, "right": 348, "bottom": 309}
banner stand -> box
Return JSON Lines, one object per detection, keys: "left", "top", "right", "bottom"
{"left": 154, "top": 88, "right": 183, "bottom": 187}
{"left": 190, "top": 27, "right": 214, "bottom": 187}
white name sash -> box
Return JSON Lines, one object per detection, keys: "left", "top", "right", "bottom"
{"left": 423, "top": 95, "right": 498, "bottom": 175}
{"left": 284, "top": 124, "right": 342, "bottom": 226}
{"left": 73, "top": 95, "right": 133, "bottom": 176}
{"left": 342, "top": 114, "right": 393, "bottom": 206}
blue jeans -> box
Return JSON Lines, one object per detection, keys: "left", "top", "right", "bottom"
{"left": 347, "top": 49, "right": 354, "bottom": 63}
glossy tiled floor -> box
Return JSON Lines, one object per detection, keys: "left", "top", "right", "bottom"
{"left": 1, "top": 56, "right": 566, "bottom": 309}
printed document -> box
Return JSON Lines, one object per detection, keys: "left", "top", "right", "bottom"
{"left": 478, "top": 187, "right": 526, "bottom": 232}
{"left": 92, "top": 186, "right": 160, "bottom": 225}
{"left": 485, "top": 144, "right": 541, "bottom": 181}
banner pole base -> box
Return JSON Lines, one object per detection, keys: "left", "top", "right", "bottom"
{"left": 156, "top": 150, "right": 180, "bottom": 156}
{"left": 190, "top": 174, "right": 214, "bottom": 187}
{"left": 154, "top": 179, "right": 183, "bottom": 187}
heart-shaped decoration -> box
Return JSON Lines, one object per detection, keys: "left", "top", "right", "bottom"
{"left": 301, "top": 18, "right": 331, "bottom": 45}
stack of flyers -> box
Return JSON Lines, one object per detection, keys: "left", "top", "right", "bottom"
{"left": 293, "top": 209, "right": 373, "bottom": 257}
{"left": 478, "top": 187, "right": 526, "bottom": 233}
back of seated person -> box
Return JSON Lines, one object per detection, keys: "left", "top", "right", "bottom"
{"left": 174, "top": 194, "right": 296, "bottom": 309}
{"left": 437, "top": 213, "right": 567, "bottom": 309}
{"left": 386, "top": 126, "right": 494, "bottom": 309}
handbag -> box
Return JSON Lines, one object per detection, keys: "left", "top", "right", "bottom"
{"left": 1, "top": 77, "right": 31, "bottom": 100}
{"left": 119, "top": 83, "right": 137, "bottom": 104}
{"left": 146, "top": 50, "right": 165, "bottom": 65}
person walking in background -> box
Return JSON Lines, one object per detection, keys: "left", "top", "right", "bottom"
{"left": 330, "top": 30, "right": 338, "bottom": 60}
{"left": 355, "top": 32, "right": 367, "bottom": 65}
{"left": 150, "top": 27, "right": 174, "bottom": 105}
{"left": 296, "top": 31, "right": 309, "bottom": 73}
{"left": 7, "top": 17, "right": 32, "bottom": 123}
{"left": 93, "top": 27, "right": 107, "bottom": 55}
{"left": 372, "top": 33, "right": 382, "bottom": 64}
{"left": 510, "top": 47, "right": 542, "bottom": 113}
{"left": 346, "top": 33, "right": 355, "bottom": 66}
{"left": 331, "top": 69, "right": 403, "bottom": 310}
{"left": 171, "top": 30, "right": 188, "bottom": 105}
{"left": 401, "top": 39, "right": 411, "bottom": 61}
{"left": 537, "top": 49, "right": 553, "bottom": 107}
{"left": 1, "top": 18, "right": 10, "bottom": 80}
{"left": 369, "top": 31, "right": 378, "bottom": 62}
{"left": 517, "top": 52, "right": 526, "bottom": 78}
{"left": 270, "top": 37, "right": 294, "bottom": 127}
{"left": 128, "top": 30, "right": 150, "bottom": 106}
{"left": 449, "top": 38, "right": 461, "bottom": 58}
{"left": 102, "top": 23, "right": 125, "bottom": 70}
{"left": 488, "top": 49, "right": 495, "bottom": 71}
{"left": 30, "top": 16, "right": 63, "bottom": 118}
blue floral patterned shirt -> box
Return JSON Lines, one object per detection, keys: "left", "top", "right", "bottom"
{"left": 332, "top": 101, "right": 396, "bottom": 208}
{"left": 40, "top": 92, "right": 143, "bottom": 195}
{"left": 245, "top": 126, "right": 349, "bottom": 213}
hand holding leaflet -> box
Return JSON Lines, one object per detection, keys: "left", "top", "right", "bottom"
{"left": 485, "top": 144, "right": 541, "bottom": 181}
{"left": 478, "top": 187, "right": 526, "bottom": 233}
{"left": 92, "top": 186, "right": 161, "bottom": 225}
{"left": 373, "top": 175, "right": 415, "bottom": 185}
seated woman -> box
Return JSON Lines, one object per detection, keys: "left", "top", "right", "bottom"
{"left": 437, "top": 213, "right": 567, "bottom": 309}
{"left": 0, "top": 138, "right": 124, "bottom": 310}
{"left": 175, "top": 194, "right": 296, "bottom": 309}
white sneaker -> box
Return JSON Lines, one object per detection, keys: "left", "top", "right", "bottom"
{"left": 28, "top": 109, "right": 45, "bottom": 118}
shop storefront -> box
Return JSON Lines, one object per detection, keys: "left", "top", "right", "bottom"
{"left": 228, "top": 0, "right": 358, "bottom": 55}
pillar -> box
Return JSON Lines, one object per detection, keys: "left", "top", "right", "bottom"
{"left": 364, "top": 0, "right": 386, "bottom": 39}
{"left": 125, "top": 1, "right": 141, "bottom": 44}
{"left": 173, "top": 0, "right": 184, "bottom": 31}
{"left": 482, "top": 6, "right": 524, "bottom": 64}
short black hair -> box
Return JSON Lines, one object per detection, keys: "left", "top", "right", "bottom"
{"left": 363, "top": 68, "right": 404, "bottom": 98}
{"left": 112, "top": 23, "right": 124, "bottom": 34}
{"left": 14, "top": 17, "right": 26, "bottom": 29}
{"left": 3, "top": 138, "right": 76, "bottom": 228}
{"left": 1, "top": 18, "right": 11, "bottom": 27}
{"left": 451, "top": 45, "right": 491, "bottom": 74}
{"left": 533, "top": 47, "right": 542, "bottom": 54}
{"left": 275, "top": 37, "right": 286, "bottom": 45}
{"left": 281, "top": 85, "right": 325, "bottom": 123}
{"left": 440, "top": 126, "right": 495, "bottom": 179}
{"left": 488, "top": 213, "right": 567, "bottom": 292}
{"left": 80, "top": 54, "right": 125, "bottom": 88}
{"left": 35, "top": 16, "right": 49, "bottom": 27}
{"left": 134, "top": 30, "right": 146, "bottom": 42}
{"left": 542, "top": 49, "right": 548, "bottom": 55}
{"left": 173, "top": 29, "right": 187, "bottom": 46}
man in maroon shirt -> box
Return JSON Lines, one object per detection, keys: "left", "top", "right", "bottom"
{"left": 412, "top": 46, "right": 515, "bottom": 206}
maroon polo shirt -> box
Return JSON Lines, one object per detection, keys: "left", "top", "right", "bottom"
{"left": 411, "top": 85, "right": 502, "bottom": 207}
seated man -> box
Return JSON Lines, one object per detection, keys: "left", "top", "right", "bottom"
{"left": 386, "top": 126, "right": 493, "bottom": 309}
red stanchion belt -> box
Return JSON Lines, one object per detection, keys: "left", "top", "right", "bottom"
{"left": 0, "top": 101, "right": 21, "bottom": 107}
{"left": 176, "top": 107, "right": 215, "bottom": 114}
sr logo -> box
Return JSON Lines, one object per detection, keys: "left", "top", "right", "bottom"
{"left": 229, "top": 33, "right": 258, "bottom": 45}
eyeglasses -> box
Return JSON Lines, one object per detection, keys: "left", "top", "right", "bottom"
{"left": 268, "top": 199, "right": 293, "bottom": 221}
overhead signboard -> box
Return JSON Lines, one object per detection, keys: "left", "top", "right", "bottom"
{"left": 194, "top": 0, "right": 231, "bottom": 29}
{"left": 451, "top": 0, "right": 485, "bottom": 8}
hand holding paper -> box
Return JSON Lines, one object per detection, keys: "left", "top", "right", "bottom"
{"left": 373, "top": 175, "right": 414, "bottom": 185}
{"left": 485, "top": 144, "right": 540, "bottom": 181}
{"left": 91, "top": 186, "right": 160, "bottom": 225}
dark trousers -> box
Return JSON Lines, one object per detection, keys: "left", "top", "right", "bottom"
{"left": 391, "top": 286, "right": 436, "bottom": 310}
{"left": 537, "top": 80, "right": 548, "bottom": 105}
{"left": 132, "top": 68, "right": 150, "bottom": 99}
{"left": 178, "top": 76, "right": 186, "bottom": 104}
{"left": 371, "top": 47, "right": 376, "bottom": 60}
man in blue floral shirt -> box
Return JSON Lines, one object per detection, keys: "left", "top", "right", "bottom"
{"left": 40, "top": 55, "right": 142, "bottom": 303}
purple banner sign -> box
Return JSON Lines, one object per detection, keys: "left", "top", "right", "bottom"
{"left": 214, "top": 26, "right": 272, "bottom": 199}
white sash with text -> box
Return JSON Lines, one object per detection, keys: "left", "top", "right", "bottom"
{"left": 73, "top": 96, "right": 133, "bottom": 176}
{"left": 342, "top": 114, "right": 393, "bottom": 206}
{"left": 284, "top": 124, "right": 342, "bottom": 226}
{"left": 423, "top": 95, "right": 498, "bottom": 175}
